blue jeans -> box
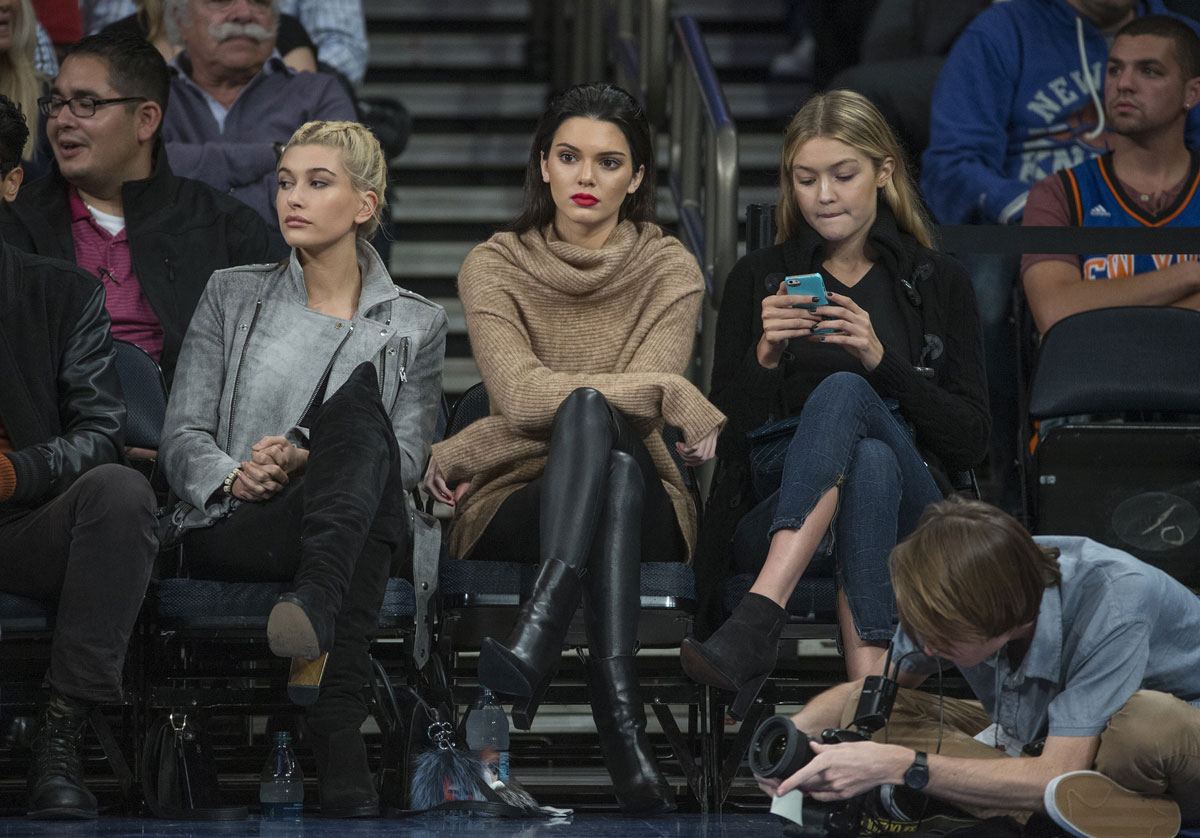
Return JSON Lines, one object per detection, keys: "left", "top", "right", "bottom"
{"left": 735, "top": 373, "right": 943, "bottom": 642}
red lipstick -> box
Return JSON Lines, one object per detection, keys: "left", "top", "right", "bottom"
{"left": 571, "top": 193, "right": 598, "bottom": 206}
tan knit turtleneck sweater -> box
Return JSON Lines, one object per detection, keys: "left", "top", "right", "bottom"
{"left": 433, "top": 220, "right": 727, "bottom": 560}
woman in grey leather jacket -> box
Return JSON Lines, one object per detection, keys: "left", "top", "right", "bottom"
{"left": 161, "top": 121, "right": 447, "bottom": 818}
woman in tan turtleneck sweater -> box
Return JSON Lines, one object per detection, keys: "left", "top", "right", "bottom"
{"left": 424, "top": 83, "right": 725, "bottom": 815}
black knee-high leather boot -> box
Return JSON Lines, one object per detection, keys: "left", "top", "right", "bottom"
{"left": 583, "top": 450, "right": 675, "bottom": 817}
{"left": 477, "top": 389, "right": 615, "bottom": 722}
{"left": 267, "top": 362, "right": 398, "bottom": 660}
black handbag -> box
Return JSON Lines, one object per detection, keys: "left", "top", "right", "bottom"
{"left": 140, "top": 713, "right": 248, "bottom": 821}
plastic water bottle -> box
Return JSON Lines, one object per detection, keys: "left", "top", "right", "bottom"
{"left": 260, "top": 730, "right": 303, "bottom": 818}
{"left": 465, "top": 688, "right": 510, "bottom": 782}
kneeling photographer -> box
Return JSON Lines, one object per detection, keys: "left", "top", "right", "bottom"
{"left": 755, "top": 498, "right": 1200, "bottom": 838}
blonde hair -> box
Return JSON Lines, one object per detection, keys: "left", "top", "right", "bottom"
{"left": 890, "top": 497, "right": 1061, "bottom": 654}
{"left": 136, "top": 0, "right": 168, "bottom": 46}
{"left": 282, "top": 121, "right": 389, "bottom": 239}
{"left": 0, "top": 0, "right": 48, "bottom": 161}
{"left": 776, "top": 89, "right": 933, "bottom": 249}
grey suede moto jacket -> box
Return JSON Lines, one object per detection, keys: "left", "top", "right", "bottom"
{"left": 161, "top": 240, "right": 447, "bottom": 524}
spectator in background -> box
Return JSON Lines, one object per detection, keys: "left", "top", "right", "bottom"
{"left": 920, "top": 0, "right": 1200, "bottom": 513}
{"left": 1023, "top": 15, "right": 1200, "bottom": 332}
{"left": 923, "top": 0, "right": 1200, "bottom": 227}
{"left": 29, "top": 0, "right": 80, "bottom": 58}
{"left": 0, "top": 92, "right": 158, "bottom": 822}
{"left": 278, "top": 0, "right": 366, "bottom": 85}
{"left": 100, "top": 0, "right": 317, "bottom": 72}
{"left": 87, "top": 0, "right": 362, "bottom": 83}
{"left": 0, "top": 32, "right": 278, "bottom": 386}
{"left": 0, "top": 0, "right": 50, "bottom": 170}
{"left": 827, "top": 0, "right": 990, "bottom": 163}
{"left": 161, "top": 0, "right": 356, "bottom": 224}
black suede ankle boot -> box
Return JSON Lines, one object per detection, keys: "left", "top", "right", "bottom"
{"left": 311, "top": 728, "right": 379, "bottom": 818}
{"left": 27, "top": 692, "right": 97, "bottom": 819}
{"left": 477, "top": 558, "right": 583, "bottom": 713}
{"left": 680, "top": 592, "right": 789, "bottom": 720}
{"left": 589, "top": 656, "right": 676, "bottom": 817}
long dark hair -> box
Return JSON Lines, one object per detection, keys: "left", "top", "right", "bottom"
{"left": 507, "top": 82, "right": 657, "bottom": 235}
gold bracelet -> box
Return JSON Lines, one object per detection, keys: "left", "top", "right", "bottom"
{"left": 221, "top": 468, "right": 240, "bottom": 496}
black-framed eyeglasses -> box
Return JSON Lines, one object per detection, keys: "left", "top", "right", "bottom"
{"left": 37, "top": 95, "right": 149, "bottom": 119}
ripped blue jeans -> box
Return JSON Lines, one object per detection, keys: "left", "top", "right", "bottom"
{"left": 734, "top": 372, "right": 943, "bottom": 642}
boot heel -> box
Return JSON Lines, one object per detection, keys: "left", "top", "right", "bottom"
{"left": 287, "top": 653, "right": 328, "bottom": 707}
{"left": 511, "top": 663, "right": 557, "bottom": 730}
{"left": 728, "top": 674, "right": 768, "bottom": 721}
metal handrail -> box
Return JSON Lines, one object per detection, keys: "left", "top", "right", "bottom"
{"left": 668, "top": 16, "right": 739, "bottom": 306}
{"left": 562, "top": 0, "right": 670, "bottom": 127}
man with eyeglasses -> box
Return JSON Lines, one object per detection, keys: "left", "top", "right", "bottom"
{"left": 0, "top": 91, "right": 159, "bottom": 822}
{"left": 161, "top": 0, "right": 356, "bottom": 224}
{"left": 0, "top": 31, "right": 278, "bottom": 388}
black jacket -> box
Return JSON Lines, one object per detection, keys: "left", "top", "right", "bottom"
{"left": 0, "top": 242, "right": 125, "bottom": 523}
{"left": 0, "top": 141, "right": 281, "bottom": 385}
{"left": 693, "top": 204, "right": 989, "bottom": 634}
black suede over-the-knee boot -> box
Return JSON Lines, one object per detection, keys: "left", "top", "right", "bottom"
{"left": 477, "top": 388, "right": 616, "bottom": 720}
{"left": 267, "top": 362, "right": 397, "bottom": 660}
{"left": 583, "top": 450, "right": 675, "bottom": 817}
{"left": 267, "top": 362, "right": 407, "bottom": 818}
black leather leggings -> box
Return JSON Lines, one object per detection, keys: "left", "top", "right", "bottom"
{"left": 473, "top": 388, "right": 685, "bottom": 656}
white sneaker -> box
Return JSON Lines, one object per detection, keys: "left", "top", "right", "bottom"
{"left": 1044, "top": 770, "right": 1180, "bottom": 838}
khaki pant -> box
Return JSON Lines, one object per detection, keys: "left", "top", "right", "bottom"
{"left": 839, "top": 687, "right": 1200, "bottom": 823}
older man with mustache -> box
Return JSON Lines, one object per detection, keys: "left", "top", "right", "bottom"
{"left": 161, "top": 0, "right": 355, "bottom": 224}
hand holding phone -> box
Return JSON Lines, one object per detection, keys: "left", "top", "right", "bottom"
{"left": 784, "top": 273, "right": 837, "bottom": 335}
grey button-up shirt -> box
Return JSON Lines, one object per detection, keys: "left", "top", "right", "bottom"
{"left": 895, "top": 536, "right": 1200, "bottom": 749}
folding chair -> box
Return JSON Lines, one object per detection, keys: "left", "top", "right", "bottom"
{"left": 1026, "top": 306, "right": 1200, "bottom": 588}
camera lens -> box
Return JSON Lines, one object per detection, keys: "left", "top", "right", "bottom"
{"left": 748, "top": 715, "right": 814, "bottom": 779}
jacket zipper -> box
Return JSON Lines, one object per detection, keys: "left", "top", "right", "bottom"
{"left": 225, "top": 298, "right": 263, "bottom": 453}
{"left": 390, "top": 336, "right": 410, "bottom": 412}
{"left": 297, "top": 324, "right": 355, "bottom": 425}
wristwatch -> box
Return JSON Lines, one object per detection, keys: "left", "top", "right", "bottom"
{"left": 904, "top": 750, "right": 929, "bottom": 790}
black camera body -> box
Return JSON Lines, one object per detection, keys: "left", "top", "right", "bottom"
{"left": 748, "top": 672, "right": 899, "bottom": 838}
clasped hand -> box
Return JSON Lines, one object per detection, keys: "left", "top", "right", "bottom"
{"left": 423, "top": 456, "right": 471, "bottom": 513}
{"left": 759, "top": 281, "right": 885, "bottom": 371}
{"left": 230, "top": 435, "right": 308, "bottom": 503}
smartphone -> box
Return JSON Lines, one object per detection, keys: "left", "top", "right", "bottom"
{"left": 784, "top": 273, "right": 836, "bottom": 335}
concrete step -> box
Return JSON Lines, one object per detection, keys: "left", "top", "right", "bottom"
{"left": 443, "top": 356, "right": 481, "bottom": 394}
{"left": 725, "top": 81, "right": 811, "bottom": 121}
{"left": 368, "top": 32, "right": 526, "bottom": 70}
{"left": 396, "top": 130, "right": 779, "bottom": 173}
{"left": 391, "top": 240, "right": 475, "bottom": 279}
{"left": 364, "top": 0, "right": 529, "bottom": 21}
{"left": 676, "top": 0, "right": 788, "bottom": 21}
{"left": 397, "top": 133, "right": 530, "bottom": 170}
{"left": 392, "top": 184, "right": 776, "bottom": 224}
{"left": 364, "top": 82, "right": 549, "bottom": 120}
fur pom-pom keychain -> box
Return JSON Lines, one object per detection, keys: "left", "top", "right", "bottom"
{"left": 409, "top": 717, "right": 490, "bottom": 811}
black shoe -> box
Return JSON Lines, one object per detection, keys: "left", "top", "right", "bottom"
{"left": 589, "top": 655, "right": 676, "bottom": 817}
{"left": 477, "top": 558, "right": 583, "bottom": 728}
{"left": 680, "top": 592, "right": 788, "bottom": 720}
{"left": 312, "top": 728, "right": 380, "bottom": 818}
{"left": 27, "top": 693, "right": 98, "bottom": 820}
